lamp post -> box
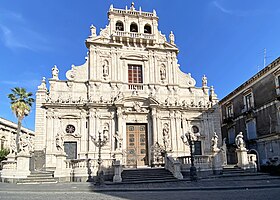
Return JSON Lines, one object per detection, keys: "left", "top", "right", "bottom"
{"left": 92, "top": 131, "right": 108, "bottom": 185}
{"left": 181, "top": 132, "right": 197, "bottom": 181}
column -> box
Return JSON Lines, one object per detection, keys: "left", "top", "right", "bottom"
{"left": 151, "top": 108, "right": 158, "bottom": 142}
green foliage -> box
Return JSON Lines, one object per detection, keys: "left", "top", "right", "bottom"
{"left": 0, "top": 149, "right": 10, "bottom": 162}
{"left": 8, "top": 87, "right": 34, "bottom": 119}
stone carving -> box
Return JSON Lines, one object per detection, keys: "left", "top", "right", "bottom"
{"left": 103, "top": 60, "right": 109, "bottom": 79}
{"left": 235, "top": 132, "right": 246, "bottom": 150}
{"left": 10, "top": 137, "right": 17, "bottom": 154}
{"left": 169, "top": 31, "right": 175, "bottom": 45}
{"left": 211, "top": 132, "right": 220, "bottom": 152}
{"left": 160, "top": 65, "right": 166, "bottom": 80}
{"left": 66, "top": 65, "right": 77, "bottom": 80}
{"left": 100, "top": 25, "right": 110, "bottom": 38}
{"left": 90, "top": 24, "right": 96, "bottom": 37}
{"left": 151, "top": 142, "right": 165, "bottom": 166}
{"left": 51, "top": 65, "right": 59, "bottom": 80}
{"left": 38, "top": 77, "right": 47, "bottom": 90}
{"left": 102, "top": 123, "right": 109, "bottom": 140}
{"left": 55, "top": 132, "right": 64, "bottom": 152}
{"left": 19, "top": 133, "right": 34, "bottom": 154}
{"left": 113, "top": 131, "right": 123, "bottom": 150}
{"left": 133, "top": 102, "right": 142, "bottom": 112}
{"left": 202, "top": 75, "right": 207, "bottom": 87}
{"left": 162, "top": 123, "right": 171, "bottom": 151}
{"left": 220, "top": 138, "right": 227, "bottom": 166}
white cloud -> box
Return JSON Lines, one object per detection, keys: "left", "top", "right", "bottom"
{"left": 0, "top": 9, "right": 50, "bottom": 51}
{"left": 212, "top": 1, "right": 233, "bottom": 15}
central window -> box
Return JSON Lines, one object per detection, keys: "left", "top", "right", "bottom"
{"left": 128, "top": 65, "right": 143, "bottom": 83}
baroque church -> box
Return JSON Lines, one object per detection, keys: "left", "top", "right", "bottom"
{"left": 34, "top": 3, "right": 221, "bottom": 173}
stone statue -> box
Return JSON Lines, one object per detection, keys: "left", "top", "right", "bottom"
{"left": 220, "top": 138, "right": 227, "bottom": 166}
{"left": 19, "top": 133, "right": 32, "bottom": 154}
{"left": 103, "top": 62, "right": 109, "bottom": 78}
{"left": 103, "top": 123, "right": 109, "bottom": 140}
{"left": 10, "top": 137, "right": 17, "bottom": 154}
{"left": 90, "top": 24, "right": 96, "bottom": 37}
{"left": 55, "top": 132, "right": 64, "bottom": 152}
{"left": 51, "top": 65, "right": 59, "bottom": 80}
{"left": 169, "top": 31, "right": 175, "bottom": 45}
{"left": 211, "top": 132, "right": 220, "bottom": 152}
{"left": 160, "top": 66, "right": 166, "bottom": 80}
{"left": 235, "top": 132, "right": 246, "bottom": 150}
{"left": 113, "top": 131, "right": 123, "bottom": 150}
{"left": 202, "top": 75, "right": 207, "bottom": 87}
{"left": 162, "top": 123, "right": 171, "bottom": 151}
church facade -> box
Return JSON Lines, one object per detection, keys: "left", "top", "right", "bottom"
{"left": 34, "top": 4, "right": 221, "bottom": 173}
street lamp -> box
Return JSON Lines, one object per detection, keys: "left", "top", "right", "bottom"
{"left": 181, "top": 132, "right": 198, "bottom": 181}
{"left": 92, "top": 131, "right": 108, "bottom": 185}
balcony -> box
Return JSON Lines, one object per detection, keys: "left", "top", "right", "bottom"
{"left": 112, "top": 31, "right": 155, "bottom": 41}
{"left": 128, "top": 83, "right": 143, "bottom": 90}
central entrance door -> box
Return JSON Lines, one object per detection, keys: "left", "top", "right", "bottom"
{"left": 126, "top": 124, "right": 148, "bottom": 167}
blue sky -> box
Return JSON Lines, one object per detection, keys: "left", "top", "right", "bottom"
{"left": 1, "top": 0, "right": 280, "bottom": 130}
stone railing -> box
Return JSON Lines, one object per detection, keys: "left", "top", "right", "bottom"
{"left": 177, "top": 155, "right": 212, "bottom": 170}
{"left": 1, "top": 160, "right": 17, "bottom": 170}
{"left": 128, "top": 83, "right": 144, "bottom": 90}
{"left": 111, "top": 8, "right": 155, "bottom": 17}
{"left": 66, "top": 158, "right": 115, "bottom": 173}
{"left": 113, "top": 31, "right": 155, "bottom": 40}
{"left": 164, "top": 156, "right": 183, "bottom": 179}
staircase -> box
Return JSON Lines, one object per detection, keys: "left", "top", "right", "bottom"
{"left": 205, "top": 165, "right": 272, "bottom": 181}
{"left": 16, "top": 171, "right": 58, "bottom": 184}
{"left": 121, "top": 168, "right": 178, "bottom": 183}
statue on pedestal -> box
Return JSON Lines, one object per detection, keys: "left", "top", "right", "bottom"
{"left": 55, "top": 132, "right": 64, "bottom": 152}
{"left": 211, "top": 132, "right": 220, "bottom": 152}
{"left": 235, "top": 132, "right": 246, "bottom": 150}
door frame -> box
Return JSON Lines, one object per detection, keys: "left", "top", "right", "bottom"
{"left": 126, "top": 123, "right": 149, "bottom": 167}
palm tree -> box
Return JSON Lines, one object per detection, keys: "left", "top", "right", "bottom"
{"left": 8, "top": 87, "right": 34, "bottom": 154}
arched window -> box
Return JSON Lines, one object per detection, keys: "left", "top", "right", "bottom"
{"left": 130, "top": 23, "right": 138, "bottom": 32}
{"left": 144, "top": 24, "right": 152, "bottom": 34}
{"left": 116, "top": 21, "right": 124, "bottom": 31}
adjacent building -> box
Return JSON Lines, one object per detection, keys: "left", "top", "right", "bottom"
{"left": 0, "top": 117, "right": 35, "bottom": 151}
{"left": 34, "top": 3, "right": 221, "bottom": 173}
{"left": 220, "top": 57, "right": 280, "bottom": 165}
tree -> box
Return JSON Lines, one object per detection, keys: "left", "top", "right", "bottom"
{"left": 8, "top": 87, "right": 34, "bottom": 154}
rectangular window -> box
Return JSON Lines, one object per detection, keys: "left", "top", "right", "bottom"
{"left": 278, "top": 76, "right": 280, "bottom": 88}
{"left": 228, "top": 127, "right": 235, "bottom": 144}
{"left": 226, "top": 104, "right": 233, "bottom": 118}
{"left": 244, "top": 92, "right": 253, "bottom": 111}
{"left": 193, "top": 141, "right": 202, "bottom": 155}
{"left": 246, "top": 119, "right": 257, "bottom": 140}
{"left": 128, "top": 65, "right": 143, "bottom": 83}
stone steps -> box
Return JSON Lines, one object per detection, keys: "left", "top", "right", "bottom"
{"left": 16, "top": 171, "right": 58, "bottom": 184}
{"left": 121, "top": 168, "right": 178, "bottom": 183}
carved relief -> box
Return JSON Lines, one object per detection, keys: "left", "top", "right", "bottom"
{"left": 162, "top": 123, "right": 171, "bottom": 151}
{"left": 102, "top": 60, "right": 109, "bottom": 79}
{"left": 160, "top": 64, "right": 166, "bottom": 81}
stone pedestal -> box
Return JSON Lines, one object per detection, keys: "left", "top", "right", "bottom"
{"left": 1, "top": 153, "right": 17, "bottom": 179}
{"left": 16, "top": 152, "right": 31, "bottom": 178}
{"left": 212, "top": 150, "right": 223, "bottom": 175}
{"left": 54, "top": 153, "right": 71, "bottom": 182}
{"left": 113, "top": 160, "right": 122, "bottom": 183}
{"left": 236, "top": 148, "right": 249, "bottom": 169}
{"left": 113, "top": 151, "right": 123, "bottom": 165}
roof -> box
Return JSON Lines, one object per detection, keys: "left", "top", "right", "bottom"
{"left": 220, "top": 56, "right": 280, "bottom": 104}
{"left": 0, "top": 117, "right": 34, "bottom": 135}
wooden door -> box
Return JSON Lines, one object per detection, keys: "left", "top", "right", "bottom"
{"left": 126, "top": 124, "right": 147, "bottom": 167}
